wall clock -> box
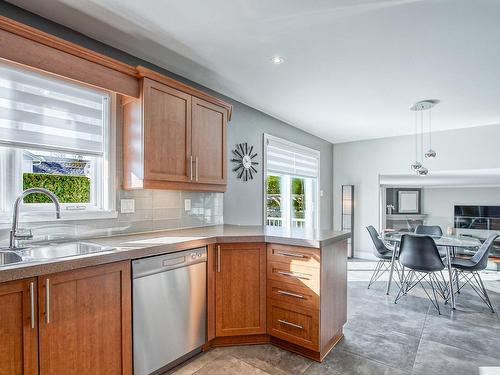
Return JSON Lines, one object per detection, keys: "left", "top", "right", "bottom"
{"left": 231, "top": 142, "right": 258, "bottom": 181}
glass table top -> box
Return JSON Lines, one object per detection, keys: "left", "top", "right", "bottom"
{"left": 380, "top": 231, "right": 482, "bottom": 248}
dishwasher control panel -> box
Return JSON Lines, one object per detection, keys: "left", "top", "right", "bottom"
{"left": 132, "top": 247, "right": 207, "bottom": 279}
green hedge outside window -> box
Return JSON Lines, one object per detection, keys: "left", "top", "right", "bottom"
{"left": 23, "top": 173, "right": 90, "bottom": 203}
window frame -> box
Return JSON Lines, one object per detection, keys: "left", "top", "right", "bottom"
{"left": 0, "top": 73, "right": 117, "bottom": 223}
{"left": 263, "top": 133, "right": 320, "bottom": 230}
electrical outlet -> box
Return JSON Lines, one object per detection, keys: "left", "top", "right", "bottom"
{"left": 320, "top": 190, "right": 324, "bottom": 197}
{"left": 184, "top": 199, "right": 191, "bottom": 211}
{"left": 120, "top": 199, "right": 135, "bottom": 213}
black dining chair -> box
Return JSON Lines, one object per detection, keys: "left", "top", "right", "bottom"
{"left": 366, "top": 226, "right": 399, "bottom": 289}
{"left": 414, "top": 225, "right": 443, "bottom": 236}
{"left": 451, "top": 234, "right": 499, "bottom": 313}
{"left": 395, "top": 234, "right": 447, "bottom": 314}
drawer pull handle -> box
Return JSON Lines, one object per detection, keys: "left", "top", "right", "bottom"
{"left": 277, "top": 290, "right": 305, "bottom": 299}
{"left": 276, "top": 251, "right": 307, "bottom": 259}
{"left": 45, "top": 278, "right": 50, "bottom": 324}
{"left": 29, "top": 281, "right": 35, "bottom": 329}
{"left": 276, "top": 271, "right": 310, "bottom": 280}
{"left": 278, "top": 319, "right": 303, "bottom": 330}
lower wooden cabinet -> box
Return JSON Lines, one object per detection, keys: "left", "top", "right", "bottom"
{"left": 0, "top": 261, "right": 132, "bottom": 375}
{"left": 0, "top": 277, "right": 38, "bottom": 375}
{"left": 215, "top": 243, "right": 266, "bottom": 337}
{"left": 267, "top": 299, "right": 319, "bottom": 351}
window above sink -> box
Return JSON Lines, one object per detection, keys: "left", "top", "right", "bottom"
{"left": 0, "top": 61, "right": 117, "bottom": 222}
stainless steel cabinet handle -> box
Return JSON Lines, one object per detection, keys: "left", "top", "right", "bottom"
{"left": 195, "top": 157, "right": 199, "bottom": 181}
{"left": 276, "top": 251, "right": 307, "bottom": 259}
{"left": 276, "top": 271, "right": 310, "bottom": 280}
{"left": 277, "top": 290, "right": 305, "bottom": 299}
{"left": 217, "top": 245, "right": 221, "bottom": 273}
{"left": 29, "top": 281, "right": 35, "bottom": 329}
{"left": 45, "top": 278, "right": 50, "bottom": 324}
{"left": 190, "top": 155, "right": 193, "bottom": 181}
{"left": 278, "top": 319, "right": 303, "bottom": 329}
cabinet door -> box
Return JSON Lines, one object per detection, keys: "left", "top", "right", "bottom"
{"left": 191, "top": 97, "right": 227, "bottom": 185}
{"left": 38, "top": 261, "right": 132, "bottom": 375}
{"left": 215, "top": 243, "right": 266, "bottom": 336}
{"left": 143, "top": 78, "right": 192, "bottom": 182}
{"left": 0, "top": 278, "right": 38, "bottom": 375}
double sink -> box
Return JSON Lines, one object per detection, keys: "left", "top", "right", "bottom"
{"left": 0, "top": 241, "right": 115, "bottom": 266}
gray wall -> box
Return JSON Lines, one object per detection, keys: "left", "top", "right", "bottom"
{"left": 422, "top": 186, "right": 500, "bottom": 233}
{"left": 0, "top": 3, "right": 334, "bottom": 233}
{"left": 333, "top": 123, "right": 500, "bottom": 259}
{"left": 226, "top": 104, "right": 333, "bottom": 227}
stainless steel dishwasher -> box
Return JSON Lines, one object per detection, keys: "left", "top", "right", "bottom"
{"left": 132, "top": 248, "right": 207, "bottom": 375}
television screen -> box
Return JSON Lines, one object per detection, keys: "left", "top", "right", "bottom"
{"left": 454, "top": 205, "right": 500, "bottom": 230}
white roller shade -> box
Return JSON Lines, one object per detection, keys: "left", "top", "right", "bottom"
{"left": 0, "top": 63, "right": 108, "bottom": 156}
{"left": 266, "top": 135, "right": 320, "bottom": 178}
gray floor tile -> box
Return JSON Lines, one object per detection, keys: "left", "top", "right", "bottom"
{"left": 169, "top": 349, "right": 225, "bottom": 374}
{"left": 346, "top": 300, "right": 427, "bottom": 337}
{"left": 228, "top": 344, "right": 312, "bottom": 375}
{"left": 337, "top": 326, "right": 419, "bottom": 372}
{"left": 303, "top": 348, "right": 409, "bottom": 375}
{"left": 412, "top": 339, "right": 500, "bottom": 375}
{"left": 188, "top": 353, "right": 271, "bottom": 375}
{"left": 422, "top": 313, "right": 500, "bottom": 358}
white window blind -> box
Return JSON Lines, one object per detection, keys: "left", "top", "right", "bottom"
{"left": 266, "top": 135, "right": 319, "bottom": 178}
{"left": 0, "top": 63, "right": 108, "bottom": 156}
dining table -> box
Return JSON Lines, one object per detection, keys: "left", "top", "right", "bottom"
{"left": 380, "top": 231, "right": 482, "bottom": 309}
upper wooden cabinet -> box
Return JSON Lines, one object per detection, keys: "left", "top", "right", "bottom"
{"left": 191, "top": 98, "right": 227, "bottom": 185}
{"left": 143, "top": 79, "right": 192, "bottom": 183}
{"left": 123, "top": 68, "right": 231, "bottom": 192}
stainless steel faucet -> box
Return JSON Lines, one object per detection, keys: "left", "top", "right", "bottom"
{"left": 10, "top": 188, "right": 61, "bottom": 249}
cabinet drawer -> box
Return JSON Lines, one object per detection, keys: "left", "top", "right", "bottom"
{"left": 267, "top": 280, "right": 319, "bottom": 310}
{"left": 267, "top": 300, "right": 319, "bottom": 351}
{"left": 267, "top": 244, "right": 320, "bottom": 268}
{"left": 267, "top": 261, "right": 319, "bottom": 294}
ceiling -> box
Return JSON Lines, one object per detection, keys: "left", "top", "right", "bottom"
{"left": 8, "top": 0, "right": 500, "bottom": 143}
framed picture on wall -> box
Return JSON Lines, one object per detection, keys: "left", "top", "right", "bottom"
{"left": 398, "top": 191, "right": 419, "bottom": 213}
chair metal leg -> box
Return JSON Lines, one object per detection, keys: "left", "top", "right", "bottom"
{"left": 454, "top": 270, "right": 496, "bottom": 313}
{"left": 368, "top": 260, "right": 384, "bottom": 289}
{"left": 395, "top": 270, "right": 444, "bottom": 314}
{"left": 428, "top": 274, "right": 441, "bottom": 315}
{"left": 474, "top": 272, "right": 495, "bottom": 313}
{"left": 455, "top": 268, "right": 460, "bottom": 294}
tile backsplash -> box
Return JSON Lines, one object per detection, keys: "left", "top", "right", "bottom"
{"left": 0, "top": 189, "right": 223, "bottom": 246}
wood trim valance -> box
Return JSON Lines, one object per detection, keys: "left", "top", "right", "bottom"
{"left": 0, "top": 16, "right": 232, "bottom": 117}
{"left": 0, "top": 15, "right": 140, "bottom": 97}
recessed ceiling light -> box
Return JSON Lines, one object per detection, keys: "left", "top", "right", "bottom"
{"left": 271, "top": 56, "right": 284, "bottom": 65}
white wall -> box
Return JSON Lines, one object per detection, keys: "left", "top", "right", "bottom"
{"left": 422, "top": 186, "right": 500, "bottom": 233}
{"left": 333, "top": 123, "right": 500, "bottom": 259}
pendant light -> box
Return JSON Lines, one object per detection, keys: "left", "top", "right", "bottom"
{"left": 410, "top": 109, "right": 422, "bottom": 171}
{"left": 424, "top": 108, "right": 436, "bottom": 159}
{"left": 409, "top": 99, "right": 439, "bottom": 175}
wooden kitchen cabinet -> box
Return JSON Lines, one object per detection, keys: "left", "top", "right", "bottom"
{"left": 143, "top": 78, "right": 192, "bottom": 183}
{"left": 123, "top": 67, "right": 231, "bottom": 192}
{"left": 215, "top": 243, "right": 266, "bottom": 337}
{"left": 191, "top": 97, "right": 227, "bottom": 185}
{"left": 0, "top": 277, "right": 38, "bottom": 375}
{"left": 38, "top": 261, "right": 132, "bottom": 375}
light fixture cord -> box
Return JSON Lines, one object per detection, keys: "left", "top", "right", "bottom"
{"left": 414, "top": 110, "right": 418, "bottom": 162}
{"left": 421, "top": 110, "right": 424, "bottom": 161}
{"left": 428, "top": 108, "right": 432, "bottom": 149}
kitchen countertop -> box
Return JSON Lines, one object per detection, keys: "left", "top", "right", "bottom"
{"left": 0, "top": 225, "right": 350, "bottom": 283}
